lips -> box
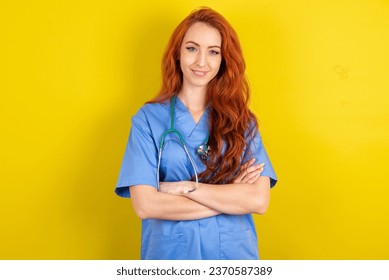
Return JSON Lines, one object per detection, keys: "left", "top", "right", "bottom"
{"left": 192, "top": 70, "right": 208, "bottom": 77}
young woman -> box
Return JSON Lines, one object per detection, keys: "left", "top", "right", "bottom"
{"left": 115, "top": 7, "right": 277, "bottom": 260}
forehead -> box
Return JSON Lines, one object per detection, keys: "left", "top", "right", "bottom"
{"left": 182, "top": 22, "right": 222, "bottom": 46}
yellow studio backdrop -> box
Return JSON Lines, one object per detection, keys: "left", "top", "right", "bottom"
{"left": 1, "top": 0, "right": 389, "bottom": 259}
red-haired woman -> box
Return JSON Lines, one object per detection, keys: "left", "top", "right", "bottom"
{"left": 115, "top": 7, "right": 277, "bottom": 260}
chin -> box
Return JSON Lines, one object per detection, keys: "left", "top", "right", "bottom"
{"left": 193, "top": 81, "right": 212, "bottom": 88}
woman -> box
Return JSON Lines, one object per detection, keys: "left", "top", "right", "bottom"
{"left": 115, "top": 7, "right": 277, "bottom": 260}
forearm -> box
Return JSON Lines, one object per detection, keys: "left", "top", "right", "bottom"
{"left": 184, "top": 176, "right": 271, "bottom": 215}
{"left": 130, "top": 185, "right": 220, "bottom": 220}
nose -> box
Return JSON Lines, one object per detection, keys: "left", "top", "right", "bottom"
{"left": 196, "top": 51, "right": 206, "bottom": 67}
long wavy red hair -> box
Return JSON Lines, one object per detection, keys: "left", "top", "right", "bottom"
{"left": 149, "top": 7, "right": 258, "bottom": 184}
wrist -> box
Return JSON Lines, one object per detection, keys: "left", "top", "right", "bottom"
{"left": 184, "top": 182, "right": 201, "bottom": 195}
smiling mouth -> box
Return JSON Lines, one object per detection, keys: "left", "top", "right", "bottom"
{"left": 192, "top": 70, "right": 208, "bottom": 77}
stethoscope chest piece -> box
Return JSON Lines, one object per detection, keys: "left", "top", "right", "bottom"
{"left": 197, "top": 143, "right": 210, "bottom": 161}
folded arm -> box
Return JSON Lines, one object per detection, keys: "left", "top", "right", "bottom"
{"left": 130, "top": 158, "right": 267, "bottom": 220}
{"left": 160, "top": 176, "right": 270, "bottom": 215}
{"left": 130, "top": 185, "right": 220, "bottom": 220}
{"left": 159, "top": 159, "right": 270, "bottom": 215}
{"left": 189, "top": 176, "right": 270, "bottom": 215}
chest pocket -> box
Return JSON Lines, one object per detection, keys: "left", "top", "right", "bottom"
{"left": 159, "top": 137, "right": 193, "bottom": 182}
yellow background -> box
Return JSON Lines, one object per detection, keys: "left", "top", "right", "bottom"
{"left": 2, "top": 0, "right": 389, "bottom": 259}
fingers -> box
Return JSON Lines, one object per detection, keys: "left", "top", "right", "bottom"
{"left": 247, "top": 173, "right": 260, "bottom": 184}
{"left": 239, "top": 163, "right": 265, "bottom": 183}
{"left": 240, "top": 158, "right": 256, "bottom": 171}
{"left": 159, "top": 181, "right": 195, "bottom": 195}
{"left": 233, "top": 173, "right": 244, "bottom": 183}
{"left": 159, "top": 182, "right": 178, "bottom": 194}
{"left": 246, "top": 162, "right": 265, "bottom": 176}
{"left": 234, "top": 158, "right": 265, "bottom": 184}
{"left": 244, "top": 163, "right": 264, "bottom": 179}
{"left": 234, "top": 158, "right": 256, "bottom": 183}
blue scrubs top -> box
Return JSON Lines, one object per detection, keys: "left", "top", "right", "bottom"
{"left": 115, "top": 97, "right": 277, "bottom": 260}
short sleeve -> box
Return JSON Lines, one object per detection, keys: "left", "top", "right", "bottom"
{"left": 243, "top": 128, "right": 278, "bottom": 188}
{"left": 115, "top": 109, "right": 158, "bottom": 198}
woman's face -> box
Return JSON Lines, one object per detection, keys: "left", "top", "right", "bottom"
{"left": 179, "top": 22, "right": 222, "bottom": 91}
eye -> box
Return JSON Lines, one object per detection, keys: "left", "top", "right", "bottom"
{"left": 209, "top": 50, "right": 220, "bottom": 55}
{"left": 186, "top": 46, "right": 197, "bottom": 52}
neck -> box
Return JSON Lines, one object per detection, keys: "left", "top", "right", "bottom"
{"left": 177, "top": 86, "right": 207, "bottom": 112}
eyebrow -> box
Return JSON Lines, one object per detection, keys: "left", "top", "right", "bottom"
{"left": 185, "top": 40, "right": 221, "bottom": 49}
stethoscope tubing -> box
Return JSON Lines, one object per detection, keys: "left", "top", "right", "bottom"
{"left": 156, "top": 96, "right": 199, "bottom": 192}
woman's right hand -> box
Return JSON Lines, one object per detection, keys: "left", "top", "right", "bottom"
{"left": 233, "top": 158, "right": 265, "bottom": 184}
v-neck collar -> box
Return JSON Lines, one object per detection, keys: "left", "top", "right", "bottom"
{"left": 174, "top": 96, "right": 209, "bottom": 141}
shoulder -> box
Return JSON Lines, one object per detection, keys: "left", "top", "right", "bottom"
{"left": 131, "top": 101, "right": 170, "bottom": 128}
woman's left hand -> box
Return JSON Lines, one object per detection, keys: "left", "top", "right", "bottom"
{"left": 159, "top": 181, "right": 197, "bottom": 195}
{"left": 233, "top": 158, "right": 265, "bottom": 184}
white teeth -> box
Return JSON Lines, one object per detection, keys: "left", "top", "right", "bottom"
{"left": 193, "top": 70, "right": 206, "bottom": 76}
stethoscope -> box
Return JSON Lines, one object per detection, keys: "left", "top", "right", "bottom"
{"left": 156, "top": 95, "right": 210, "bottom": 192}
